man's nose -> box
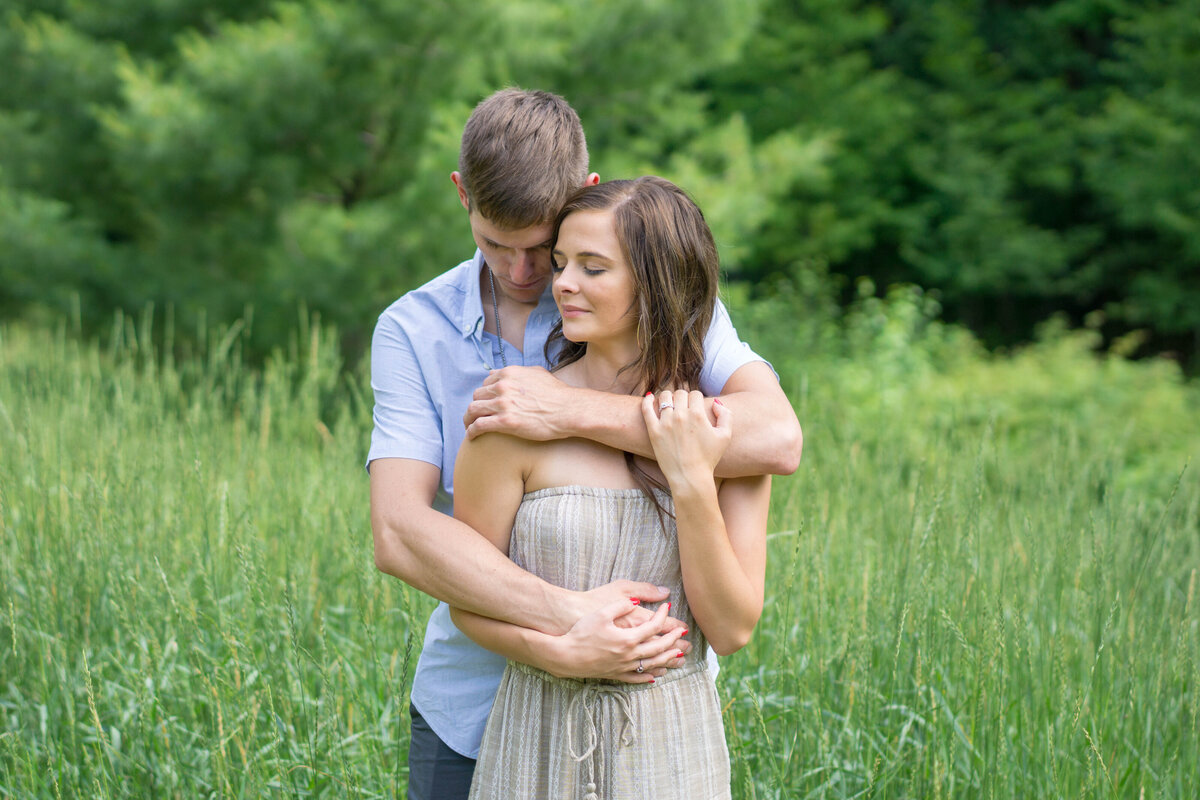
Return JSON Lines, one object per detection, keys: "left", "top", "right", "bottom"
{"left": 511, "top": 250, "right": 536, "bottom": 282}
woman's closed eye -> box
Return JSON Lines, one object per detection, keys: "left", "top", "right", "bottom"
{"left": 550, "top": 255, "right": 605, "bottom": 276}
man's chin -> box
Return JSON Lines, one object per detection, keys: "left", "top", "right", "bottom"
{"left": 501, "top": 283, "right": 548, "bottom": 304}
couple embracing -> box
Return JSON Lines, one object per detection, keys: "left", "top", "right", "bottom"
{"left": 368, "top": 89, "right": 803, "bottom": 799}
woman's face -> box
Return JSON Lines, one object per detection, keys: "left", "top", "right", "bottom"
{"left": 551, "top": 209, "right": 638, "bottom": 348}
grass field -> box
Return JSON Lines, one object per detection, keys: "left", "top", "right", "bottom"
{"left": 2, "top": 308, "right": 1198, "bottom": 798}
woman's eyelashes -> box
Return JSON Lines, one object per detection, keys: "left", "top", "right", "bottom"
{"left": 550, "top": 255, "right": 604, "bottom": 276}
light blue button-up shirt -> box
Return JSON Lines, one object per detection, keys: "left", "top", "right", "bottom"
{"left": 368, "top": 250, "right": 767, "bottom": 757}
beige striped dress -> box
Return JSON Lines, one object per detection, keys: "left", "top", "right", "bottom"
{"left": 467, "top": 485, "right": 731, "bottom": 800}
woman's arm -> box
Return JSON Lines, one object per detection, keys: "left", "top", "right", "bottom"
{"left": 672, "top": 474, "right": 769, "bottom": 655}
{"left": 642, "top": 390, "right": 771, "bottom": 655}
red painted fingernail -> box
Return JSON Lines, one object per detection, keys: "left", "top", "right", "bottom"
{"left": 681, "top": 629, "right": 688, "bottom": 636}
{"left": 645, "top": 391, "right": 653, "bottom": 397}
{"left": 648, "top": 677, "right": 655, "bottom": 684}
{"left": 631, "top": 598, "right": 640, "bottom": 605}
{"left": 676, "top": 651, "right": 685, "bottom": 658}
{"left": 666, "top": 602, "right": 671, "bottom": 610}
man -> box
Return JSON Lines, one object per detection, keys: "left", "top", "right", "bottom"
{"left": 368, "top": 89, "right": 802, "bottom": 800}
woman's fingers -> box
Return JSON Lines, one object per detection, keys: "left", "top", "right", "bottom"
{"left": 712, "top": 395, "right": 732, "bottom": 430}
{"left": 641, "top": 639, "right": 687, "bottom": 668}
{"left": 655, "top": 389, "right": 679, "bottom": 422}
{"left": 641, "top": 391, "right": 661, "bottom": 428}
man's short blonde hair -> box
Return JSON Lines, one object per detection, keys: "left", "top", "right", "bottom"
{"left": 458, "top": 89, "right": 589, "bottom": 230}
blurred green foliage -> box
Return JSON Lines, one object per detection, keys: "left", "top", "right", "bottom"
{"left": 1, "top": 0, "right": 1198, "bottom": 365}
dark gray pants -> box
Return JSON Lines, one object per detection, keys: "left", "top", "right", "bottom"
{"left": 407, "top": 704, "right": 476, "bottom": 800}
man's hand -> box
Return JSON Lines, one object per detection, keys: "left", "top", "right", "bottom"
{"left": 547, "top": 599, "right": 691, "bottom": 684}
{"left": 463, "top": 366, "right": 574, "bottom": 441}
{"left": 556, "top": 579, "right": 688, "bottom": 640}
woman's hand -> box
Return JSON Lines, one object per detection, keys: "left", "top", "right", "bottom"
{"left": 548, "top": 599, "right": 690, "bottom": 683}
{"left": 641, "top": 389, "right": 732, "bottom": 487}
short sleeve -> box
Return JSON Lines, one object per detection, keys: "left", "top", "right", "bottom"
{"left": 697, "top": 298, "right": 775, "bottom": 396}
{"left": 367, "top": 309, "right": 444, "bottom": 470}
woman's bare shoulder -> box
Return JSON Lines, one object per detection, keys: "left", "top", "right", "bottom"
{"left": 524, "top": 438, "right": 639, "bottom": 492}
{"left": 457, "top": 431, "right": 543, "bottom": 475}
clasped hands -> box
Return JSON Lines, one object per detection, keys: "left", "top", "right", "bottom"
{"left": 550, "top": 582, "right": 692, "bottom": 684}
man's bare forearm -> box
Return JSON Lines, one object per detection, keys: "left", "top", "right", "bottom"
{"left": 370, "top": 459, "right": 673, "bottom": 635}
{"left": 372, "top": 502, "right": 576, "bottom": 634}
{"left": 449, "top": 606, "right": 565, "bottom": 673}
{"left": 565, "top": 386, "right": 801, "bottom": 477}
{"left": 465, "top": 363, "right": 801, "bottom": 477}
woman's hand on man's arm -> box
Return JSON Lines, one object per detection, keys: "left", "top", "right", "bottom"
{"left": 462, "top": 362, "right": 801, "bottom": 478}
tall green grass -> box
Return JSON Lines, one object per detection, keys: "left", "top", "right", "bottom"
{"left": 2, "top": 304, "right": 1198, "bottom": 798}
{"left": 1, "top": 313, "right": 424, "bottom": 798}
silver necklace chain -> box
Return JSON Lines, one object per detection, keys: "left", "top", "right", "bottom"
{"left": 486, "top": 265, "right": 507, "bottom": 368}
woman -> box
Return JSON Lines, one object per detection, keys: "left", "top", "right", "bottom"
{"left": 450, "top": 177, "right": 771, "bottom": 799}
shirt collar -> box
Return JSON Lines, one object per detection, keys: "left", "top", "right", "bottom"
{"left": 459, "top": 250, "right": 488, "bottom": 338}
{"left": 458, "top": 249, "right": 559, "bottom": 339}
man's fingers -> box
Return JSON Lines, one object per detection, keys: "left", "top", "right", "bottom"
{"left": 619, "top": 581, "right": 671, "bottom": 604}
{"left": 658, "top": 613, "right": 689, "bottom": 633}
{"left": 464, "top": 415, "right": 500, "bottom": 440}
{"left": 462, "top": 398, "right": 493, "bottom": 430}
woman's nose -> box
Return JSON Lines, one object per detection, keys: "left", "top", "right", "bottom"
{"left": 554, "top": 266, "right": 577, "bottom": 292}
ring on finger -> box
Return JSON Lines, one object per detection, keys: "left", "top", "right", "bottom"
{"left": 659, "top": 400, "right": 674, "bottom": 411}
{"left": 636, "top": 659, "right": 645, "bottom": 673}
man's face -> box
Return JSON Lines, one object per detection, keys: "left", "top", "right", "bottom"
{"left": 467, "top": 210, "right": 555, "bottom": 306}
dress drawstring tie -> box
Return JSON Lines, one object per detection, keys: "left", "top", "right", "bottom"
{"left": 566, "top": 683, "right": 638, "bottom": 800}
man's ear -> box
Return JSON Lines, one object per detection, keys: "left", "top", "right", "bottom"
{"left": 585, "top": 172, "right": 600, "bottom": 186}
{"left": 451, "top": 171, "right": 471, "bottom": 210}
